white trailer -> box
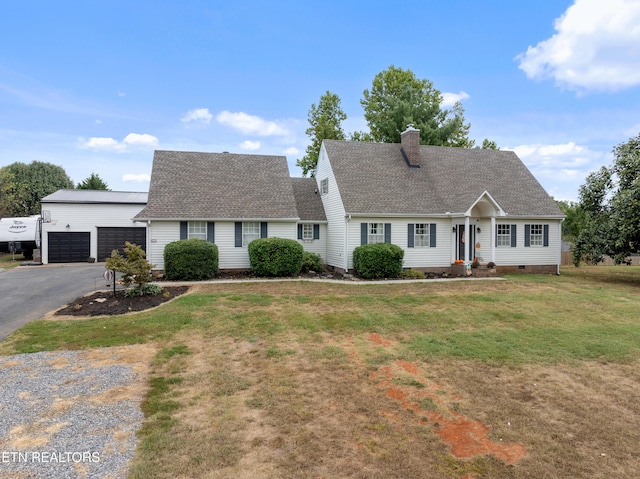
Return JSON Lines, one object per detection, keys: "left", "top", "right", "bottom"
{"left": 0, "top": 215, "right": 41, "bottom": 259}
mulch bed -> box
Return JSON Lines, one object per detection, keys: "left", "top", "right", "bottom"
{"left": 55, "top": 286, "right": 190, "bottom": 317}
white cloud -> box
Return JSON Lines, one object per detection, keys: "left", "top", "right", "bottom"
{"left": 216, "top": 110, "right": 290, "bottom": 136}
{"left": 516, "top": 0, "right": 640, "bottom": 92}
{"left": 510, "top": 141, "right": 594, "bottom": 166}
{"left": 181, "top": 108, "right": 213, "bottom": 124}
{"left": 240, "top": 140, "right": 261, "bottom": 150}
{"left": 123, "top": 133, "right": 159, "bottom": 147}
{"left": 80, "top": 133, "right": 158, "bottom": 151}
{"left": 122, "top": 173, "right": 151, "bottom": 183}
{"left": 284, "top": 147, "right": 300, "bottom": 155}
{"left": 80, "top": 137, "right": 124, "bottom": 151}
{"left": 441, "top": 91, "right": 470, "bottom": 107}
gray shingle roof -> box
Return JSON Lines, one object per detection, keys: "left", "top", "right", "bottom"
{"left": 42, "top": 189, "right": 148, "bottom": 204}
{"left": 323, "top": 140, "right": 563, "bottom": 217}
{"left": 291, "top": 178, "right": 326, "bottom": 221}
{"left": 135, "top": 150, "right": 299, "bottom": 220}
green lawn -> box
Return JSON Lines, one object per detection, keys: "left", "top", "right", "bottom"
{"left": 2, "top": 266, "right": 640, "bottom": 478}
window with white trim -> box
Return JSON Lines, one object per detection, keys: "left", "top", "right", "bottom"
{"left": 529, "top": 224, "right": 543, "bottom": 246}
{"left": 243, "top": 222, "right": 260, "bottom": 246}
{"left": 496, "top": 224, "right": 511, "bottom": 247}
{"left": 368, "top": 223, "right": 384, "bottom": 244}
{"left": 302, "top": 224, "right": 314, "bottom": 240}
{"left": 188, "top": 221, "right": 207, "bottom": 240}
{"left": 320, "top": 178, "right": 328, "bottom": 195}
{"left": 414, "top": 223, "right": 430, "bottom": 247}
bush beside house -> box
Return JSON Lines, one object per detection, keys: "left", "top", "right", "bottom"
{"left": 164, "top": 239, "right": 219, "bottom": 281}
{"left": 248, "top": 237, "right": 303, "bottom": 277}
{"left": 353, "top": 243, "right": 404, "bottom": 279}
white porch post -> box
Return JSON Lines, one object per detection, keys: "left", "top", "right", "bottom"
{"left": 490, "top": 216, "right": 496, "bottom": 263}
{"left": 464, "top": 216, "right": 470, "bottom": 262}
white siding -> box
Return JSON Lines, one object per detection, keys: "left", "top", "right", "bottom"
{"left": 347, "top": 217, "right": 453, "bottom": 270}
{"left": 494, "top": 219, "right": 562, "bottom": 266}
{"left": 296, "top": 223, "right": 327, "bottom": 261}
{"left": 147, "top": 220, "right": 300, "bottom": 270}
{"left": 146, "top": 221, "right": 178, "bottom": 270}
{"left": 41, "top": 203, "right": 145, "bottom": 264}
{"left": 316, "top": 144, "right": 347, "bottom": 269}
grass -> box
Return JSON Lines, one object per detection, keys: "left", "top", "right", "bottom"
{"left": 2, "top": 266, "right": 640, "bottom": 478}
{"left": 0, "top": 252, "right": 25, "bottom": 269}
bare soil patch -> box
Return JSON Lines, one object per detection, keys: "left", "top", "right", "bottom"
{"left": 53, "top": 286, "right": 189, "bottom": 317}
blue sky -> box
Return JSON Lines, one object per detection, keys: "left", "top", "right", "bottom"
{"left": 1, "top": 0, "right": 639, "bottom": 201}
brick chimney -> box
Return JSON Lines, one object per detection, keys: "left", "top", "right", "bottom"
{"left": 401, "top": 124, "right": 420, "bottom": 167}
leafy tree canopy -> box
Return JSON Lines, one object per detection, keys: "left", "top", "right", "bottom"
{"left": 77, "top": 172, "right": 110, "bottom": 190}
{"left": 573, "top": 133, "right": 640, "bottom": 265}
{"left": 296, "top": 91, "right": 346, "bottom": 177}
{"left": 360, "top": 65, "right": 473, "bottom": 147}
{"left": 0, "top": 161, "right": 74, "bottom": 216}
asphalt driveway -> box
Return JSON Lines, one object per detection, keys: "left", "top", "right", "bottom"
{"left": 0, "top": 263, "right": 108, "bottom": 341}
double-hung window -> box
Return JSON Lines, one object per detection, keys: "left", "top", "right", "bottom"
{"left": 188, "top": 221, "right": 207, "bottom": 240}
{"left": 368, "top": 223, "right": 385, "bottom": 244}
{"left": 529, "top": 224, "right": 543, "bottom": 247}
{"left": 496, "top": 224, "right": 511, "bottom": 247}
{"left": 243, "top": 222, "right": 260, "bottom": 246}
{"left": 414, "top": 223, "right": 430, "bottom": 247}
{"left": 320, "top": 178, "right": 328, "bottom": 195}
{"left": 302, "top": 224, "right": 314, "bottom": 240}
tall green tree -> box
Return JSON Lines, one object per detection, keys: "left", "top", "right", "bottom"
{"left": 296, "top": 91, "right": 346, "bottom": 177}
{"left": 77, "top": 172, "right": 110, "bottom": 190}
{"left": 573, "top": 133, "right": 640, "bottom": 265}
{"left": 359, "top": 65, "right": 472, "bottom": 147}
{"left": 556, "top": 200, "right": 586, "bottom": 241}
{"left": 0, "top": 161, "right": 74, "bottom": 216}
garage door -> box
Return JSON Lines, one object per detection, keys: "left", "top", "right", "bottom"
{"left": 97, "top": 227, "right": 146, "bottom": 262}
{"left": 48, "top": 232, "right": 91, "bottom": 263}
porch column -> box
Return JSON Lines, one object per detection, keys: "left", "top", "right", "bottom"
{"left": 490, "top": 216, "right": 496, "bottom": 263}
{"left": 464, "top": 216, "right": 470, "bottom": 262}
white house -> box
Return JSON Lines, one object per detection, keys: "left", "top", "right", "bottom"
{"left": 41, "top": 128, "right": 563, "bottom": 275}
{"left": 40, "top": 190, "right": 147, "bottom": 263}
{"left": 133, "top": 151, "right": 327, "bottom": 270}
{"left": 315, "top": 127, "right": 564, "bottom": 274}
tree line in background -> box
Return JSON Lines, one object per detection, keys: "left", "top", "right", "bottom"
{"left": 0, "top": 162, "right": 109, "bottom": 217}
{"left": 297, "top": 65, "right": 498, "bottom": 177}
{"left": 1, "top": 64, "right": 638, "bottom": 265}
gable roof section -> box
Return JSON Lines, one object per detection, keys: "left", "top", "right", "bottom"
{"left": 135, "top": 150, "right": 299, "bottom": 220}
{"left": 42, "top": 189, "right": 148, "bottom": 204}
{"left": 322, "top": 140, "right": 563, "bottom": 217}
{"left": 291, "top": 178, "right": 327, "bottom": 221}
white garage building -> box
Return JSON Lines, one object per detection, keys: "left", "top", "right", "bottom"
{"left": 40, "top": 190, "right": 148, "bottom": 264}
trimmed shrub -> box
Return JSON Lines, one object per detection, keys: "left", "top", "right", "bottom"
{"left": 353, "top": 243, "right": 404, "bottom": 279}
{"left": 164, "top": 239, "right": 219, "bottom": 281}
{"left": 399, "top": 269, "right": 426, "bottom": 279}
{"left": 301, "top": 251, "right": 323, "bottom": 273}
{"left": 248, "top": 237, "right": 303, "bottom": 277}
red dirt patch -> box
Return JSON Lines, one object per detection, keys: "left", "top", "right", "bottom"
{"left": 359, "top": 333, "right": 527, "bottom": 466}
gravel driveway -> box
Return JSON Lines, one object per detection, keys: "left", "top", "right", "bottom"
{"left": 0, "top": 344, "right": 156, "bottom": 479}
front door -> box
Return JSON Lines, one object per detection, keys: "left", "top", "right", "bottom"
{"left": 457, "top": 224, "right": 475, "bottom": 261}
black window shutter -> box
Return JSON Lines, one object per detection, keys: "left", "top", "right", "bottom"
{"left": 297, "top": 224, "right": 303, "bottom": 240}
{"left": 511, "top": 224, "right": 517, "bottom": 247}
{"left": 361, "top": 223, "right": 368, "bottom": 245}
{"left": 543, "top": 224, "right": 549, "bottom": 247}
{"left": 260, "top": 222, "right": 268, "bottom": 238}
{"left": 524, "top": 224, "right": 531, "bottom": 247}
{"left": 407, "top": 224, "right": 414, "bottom": 248}
{"left": 313, "top": 224, "right": 320, "bottom": 240}
{"left": 430, "top": 223, "right": 437, "bottom": 247}
{"left": 384, "top": 223, "right": 391, "bottom": 243}
{"left": 180, "top": 221, "right": 188, "bottom": 240}
{"left": 234, "top": 222, "right": 242, "bottom": 247}
{"left": 206, "top": 222, "right": 215, "bottom": 243}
